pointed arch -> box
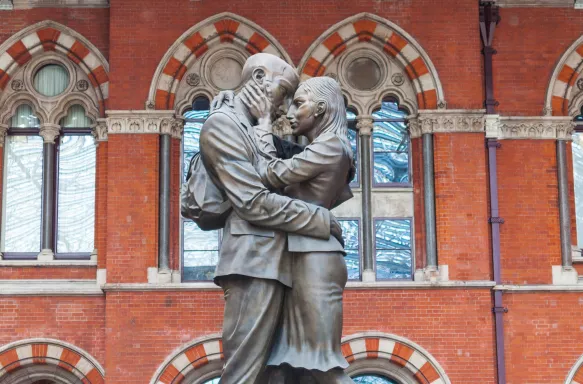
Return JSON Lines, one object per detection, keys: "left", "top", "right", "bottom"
{"left": 566, "top": 353, "right": 583, "bottom": 383}
{"left": 342, "top": 333, "right": 451, "bottom": 384}
{"left": 0, "top": 338, "right": 105, "bottom": 383}
{"left": 148, "top": 12, "right": 293, "bottom": 111}
{"left": 0, "top": 20, "right": 110, "bottom": 116}
{"left": 545, "top": 36, "right": 583, "bottom": 117}
{"left": 298, "top": 13, "right": 445, "bottom": 111}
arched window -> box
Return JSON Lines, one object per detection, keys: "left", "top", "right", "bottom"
{"left": 181, "top": 96, "right": 219, "bottom": 282}
{"left": 353, "top": 374, "right": 401, "bottom": 384}
{"left": 2, "top": 104, "right": 43, "bottom": 258}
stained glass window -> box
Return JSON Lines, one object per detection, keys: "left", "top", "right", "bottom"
{"left": 182, "top": 97, "right": 218, "bottom": 281}
{"left": 339, "top": 219, "right": 360, "bottom": 280}
{"left": 372, "top": 100, "right": 409, "bottom": 186}
{"left": 353, "top": 374, "right": 400, "bottom": 384}
{"left": 375, "top": 219, "right": 412, "bottom": 280}
{"left": 573, "top": 131, "right": 583, "bottom": 247}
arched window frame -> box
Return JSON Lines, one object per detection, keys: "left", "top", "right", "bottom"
{"left": 0, "top": 39, "right": 104, "bottom": 260}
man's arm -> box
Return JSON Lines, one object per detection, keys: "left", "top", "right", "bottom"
{"left": 200, "top": 113, "right": 333, "bottom": 240}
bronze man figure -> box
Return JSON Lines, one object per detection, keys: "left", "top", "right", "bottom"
{"left": 197, "top": 53, "right": 344, "bottom": 384}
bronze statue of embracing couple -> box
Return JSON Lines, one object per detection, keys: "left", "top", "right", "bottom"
{"left": 182, "top": 53, "right": 356, "bottom": 384}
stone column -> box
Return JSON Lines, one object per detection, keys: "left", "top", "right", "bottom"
{"left": 357, "top": 116, "right": 375, "bottom": 282}
{"left": 38, "top": 123, "right": 60, "bottom": 261}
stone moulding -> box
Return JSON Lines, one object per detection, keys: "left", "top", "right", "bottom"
{"left": 408, "top": 110, "right": 486, "bottom": 138}
{"left": 485, "top": 115, "right": 575, "bottom": 140}
{"left": 106, "top": 110, "right": 184, "bottom": 139}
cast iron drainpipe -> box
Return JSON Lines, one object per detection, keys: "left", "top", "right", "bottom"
{"left": 481, "top": 2, "right": 507, "bottom": 383}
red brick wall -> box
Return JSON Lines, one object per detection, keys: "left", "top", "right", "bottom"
{"left": 497, "top": 140, "right": 561, "bottom": 284}
{"left": 0, "top": 8, "right": 109, "bottom": 61}
{"left": 494, "top": 8, "right": 583, "bottom": 116}
{"left": 0, "top": 267, "right": 96, "bottom": 279}
{"left": 106, "top": 135, "right": 159, "bottom": 283}
{"left": 0, "top": 296, "right": 105, "bottom": 365}
{"left": 412, "top": 137, "right": 426, "bottom": 270}
{"left": 108, "top": 0, "right": 482, "bottom": 110}
{"left": 170, "top": 138, "right": 181, "bottom": 272}
{"left": 434, "top": 133, "right": 491, "bottom": 280}
{"left": 103, "top": 289, "right": 495, "bottom": 384}
{"left": 504, "top": 292, "right": 583, "bottom": 384}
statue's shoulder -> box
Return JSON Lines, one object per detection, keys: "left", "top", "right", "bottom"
{"left": 202, "top": 106, "right": 240, "bottom": 133}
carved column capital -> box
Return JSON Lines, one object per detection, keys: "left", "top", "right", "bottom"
{"left": 39, "top": 123, "right": 61, "bottom": 144}
{"left": 356, "top": 116, "right": 374, "bottom": 136}
{"left": 160, "top": 117, "right": 185, "bottom": 139}
{"left": 92, "top": 118, "right": 108, "bottom": 143}
{"left": 0, "top": 123, "right": 8, "bottom": 147}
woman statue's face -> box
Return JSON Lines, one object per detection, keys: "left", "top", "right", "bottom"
{"left": 287, "top": 86, "right": 317, "bottom": 138}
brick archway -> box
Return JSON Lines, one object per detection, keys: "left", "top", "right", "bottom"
{"left": 297, "top": 13, "right": 445, "bottom": 110}
{"left": 148, "top": 12, "right": 292, "bottom": 111}
{"left": 342, "top": 333, "right": 450, "bottom": 384}
{"left": 152, "top": 333, "right": 450, "bottom": 384}
{"left": 566, "top": 354, "right": 583, "bottom": 383}
{"left": 0, "top": 20, "right": 110, "bottom": 116}
{"left": 0, "top": 338, "right": 105, "bottom": 384}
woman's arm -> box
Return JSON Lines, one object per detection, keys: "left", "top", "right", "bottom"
{"left": 258, "top": 134, "right": 344, "bottom": 189}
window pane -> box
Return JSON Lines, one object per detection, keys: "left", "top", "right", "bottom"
{"left": 183, "top": 108, "right": 210, "bottom": 180}
{"left": 372, "top": 100, "right": 407, "bottom": 120}
{"left": 375, "top": 219, "right": 412, "bottom": 280}
{"left": 60, "top": 105, "right": 92, "bottom": 128}
{"left": 56, "top": 135, "right": 96, "bottom": 253}
{"left": 353, "top": 374, "right": 400, "bottom": 384}
{"left": 373, "top": 122, "right": 409, "bottom": 185}
{"left": 347, "top": 128, "right": 358, "bottom": 185}
{"left": 573, "top": 132, "right": 583, "bottom": 247}
{"left": 202, "top": 379, "right": 220, "bottom": 384}
{"left": 10, "top": 104, "right": 39, "bottom": 128}
{"left": 34, "top": 64, "right": 69, "bottom": 97}
{"left": 339, "top": 219, "right": 360, "bottom": 280}
{"left": 183, "top": 221, "right": 219, "bottom": 281}
{"left": 3, "top": 136, "right": 43, "bottom": 252}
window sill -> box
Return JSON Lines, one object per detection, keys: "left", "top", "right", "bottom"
{"left": 0, "top": 260, "right": 97, "bottom": 267}
{"left": 351, "top": 187, "right": 414, "bottom": 193}
{"left": 573, "top": 256, "right": 583, "bottom": 263}
{"left": 0, "top": 279, "right": 102, "bottom": 295}
{"left": 345, "top": 280, "right": 495, "bottom": 289}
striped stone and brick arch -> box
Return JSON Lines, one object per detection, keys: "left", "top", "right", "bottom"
{"left": 298, "top": 13, "right": 444, "bottom": 110}
{"left": 0, "top": 339, "right": 105, "bottom": 383}
{"left": 150, "top": 12, "right": 292, "bottom": 110}
{"left": 547, "top": 39, "right": 583, "bottom": 116}
{"left": 153, "top": 337, "right": 223, "bottom": 384}
{"left": 567, "top": 355, "right": 583, "bottom": 384}
{"left": 342, "top": 334, "right": 450, "bottom": 384}
{"left": 0, "top": 20, "right": 110, "bottom": 115}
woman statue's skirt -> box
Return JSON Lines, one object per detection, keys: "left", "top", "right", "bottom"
{"left": 267, "top": 251, "right": 349, "bottom": 371}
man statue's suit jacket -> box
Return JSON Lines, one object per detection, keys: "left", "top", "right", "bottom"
{"left": 198, "top": 103, "right": 332, "bottom": 287}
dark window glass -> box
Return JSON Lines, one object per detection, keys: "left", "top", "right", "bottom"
{"left": 375, "top": 219, "right": 412, "bottom": 280}
{"left": 339, "top": 219, "right": 360, "bottom": 280}
{"left": 353, "top": 374, "right": 400, "bottom": 384}
{"left": 372, "top": 100, "right": 409, "bottom": 186}
{"left": 346, "top": 109, "right": 358, "bottom": 186}
{"left": 182, "top": 97, "right": 218, "bottom": 281}
{"left": 573, "top": 132, "right": 583, "bottom": 247}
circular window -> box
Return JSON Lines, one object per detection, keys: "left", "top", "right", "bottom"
{"left": 346, "top": 57, "right": 382, "bottom": 91}
{"left": 353, "top": 374, "right": 400, "bottom": 384}
{"left": 33, "top": 64, "right": 70, "bottom": 97}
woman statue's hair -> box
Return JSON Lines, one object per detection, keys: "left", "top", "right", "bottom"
{"left": 298, "top": 76, "right": 355, "bottom": 182}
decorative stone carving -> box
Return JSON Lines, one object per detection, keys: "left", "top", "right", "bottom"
{"left": 391, "top": 73, "right": 405, "bottom": 86}
{"left": 11, "top": 80, "right": 24, "bottom": 91}
{"left": 409, "top": 110, "right": 486, "bottom": 138}
{"left": 0, "top": 123, "right": 8, "bottom": 147}
{"left": 356, "top": 116, "right": 374, "bottom": 136}
{"left": 106, "top": 111, "right": 182, "bottom": 139}
{"left": 76, "top": 80, "right": 89, "bottom": 92}
{"left": 485, "top": 116, "right": 575, "bottom": 140}
{"left": 39, "top": 123, "right": 61, "bottom": 144}
{"left": 186, "top": 73, "right": 201, "bottom": 87}
{"left": 92, "top": 119, "right": 108, "bottom": 142}
{"left": 407, "top": 117, "right": 421, "bottom": 138}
